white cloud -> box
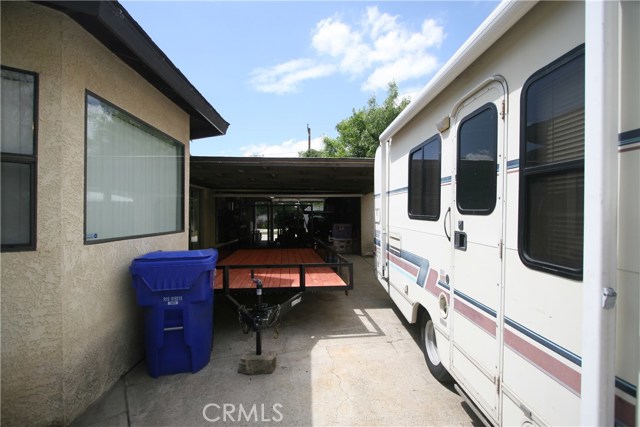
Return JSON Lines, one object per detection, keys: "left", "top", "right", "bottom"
{"left": 249, "top": 6, "right": 445, "bottom": 94}
{"left": 250, "top": 59, "right": 335, "bottom": 94}
{"left": 364, "top": 7, "right": 399, "bottom": 40}
{"left": 312, "top": 17, "right": 359, "bottom": 58}
{"left": 241, "top": 136, "right": 326, "bottom": 157}
{"left": 422, "top": 18, "right": 446, "bottom": 48}
{"left": 399, "top": 85, "right": 423, "bottom": 103}
{"left": 362, "top": 54, "right": 439, "bottom": 92}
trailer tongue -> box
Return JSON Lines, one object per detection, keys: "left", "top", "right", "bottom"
{"left": 217, "top": 240, "right": 353, "bottom": 374}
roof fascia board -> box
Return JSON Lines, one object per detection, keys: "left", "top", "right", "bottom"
{"left": 379, "top": 0, "right": 538, "bottom": 144}
{"left": 38, "top": 0, "right": 229, "bottom": 139}
{"left": 94, "top": 1, "right": 230, "bottom": 137}
{"left": 191, "top": 156, "right": 375, "bottom": 168}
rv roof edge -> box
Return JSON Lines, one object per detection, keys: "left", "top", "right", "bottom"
{"left": 379, "top": 0, "right": 537, "bottom": 144}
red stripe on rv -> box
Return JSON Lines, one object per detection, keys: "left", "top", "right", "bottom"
{"left": 424, "top": 268, "right": 439, "bottom": 295}
{"left": 388, "top": 251, "right": 419, "bottom": 277}
{"left": 454, "top": 297, "right": 496, "bottom": 337}
{"left": 615, "top": 395, "right": 636, "bottom": 427}
{"left": 504, "top": 328, "right": 581, "bottom": 396}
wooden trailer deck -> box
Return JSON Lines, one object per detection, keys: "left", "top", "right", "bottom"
{"left": 214, "top": 247, "right": 352, "bottom": 292}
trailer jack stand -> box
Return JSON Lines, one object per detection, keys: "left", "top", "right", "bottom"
{"left": 225, "top": 274, "right": 304, "bottom": 375}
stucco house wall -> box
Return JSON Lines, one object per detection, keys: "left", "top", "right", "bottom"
{"left": 1, "top": 3, "right": 191, "bottom": 425}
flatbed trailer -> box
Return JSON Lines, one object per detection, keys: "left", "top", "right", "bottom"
{"left": 214, "top": 241, "right": 353, "bottom": 293}
{"left": 215, "top": 241, "right": 353, "bottom": 359}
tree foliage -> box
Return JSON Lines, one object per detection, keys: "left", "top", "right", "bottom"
{"left": 300, "top": 81, "right": 410, "bottom": 158}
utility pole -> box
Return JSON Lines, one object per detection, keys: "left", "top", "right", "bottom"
{"left": 307, "top": 124, "right": 311, "bottom": 153}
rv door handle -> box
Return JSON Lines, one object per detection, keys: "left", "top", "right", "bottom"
{"left": 444, "top": 207, "right": 451, "bottom": 242}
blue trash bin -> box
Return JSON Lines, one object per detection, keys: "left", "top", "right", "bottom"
{"left": 130, "top": 249, "right": 218, "bottom": 378}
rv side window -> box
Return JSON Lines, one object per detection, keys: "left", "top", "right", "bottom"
{"left": 456, "top": 104, "right": 498, "bottom": 215}
{"left": 408, "top": 134, "right": 441, "bottom": 220}
{"left": 519, "top": 45, "right": 585, "bottom": 280}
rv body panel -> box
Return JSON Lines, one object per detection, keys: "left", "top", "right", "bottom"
{"left": 374, "top": 1, "right": 638, "bottom": 425}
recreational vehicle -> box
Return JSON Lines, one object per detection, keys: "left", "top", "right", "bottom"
{"left": 374, "top": 1, "right": 638, "bottom": 426}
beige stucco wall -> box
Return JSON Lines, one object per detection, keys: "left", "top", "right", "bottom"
{"left": 1, "top": 3, "right": 191, "bottom": 425}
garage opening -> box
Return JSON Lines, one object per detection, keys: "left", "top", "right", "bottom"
{"left": 213, "top": 196, "right": 360, "bottom": 254}
{"left": 189, "top": 156, "right": 374, "bottom": 257}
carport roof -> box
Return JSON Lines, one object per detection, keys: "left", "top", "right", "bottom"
{"left": 190, "top": 157, "right": 374, "bottom": 196}
{"left": 39, "top": 0, "right": 229, "bottom": 140}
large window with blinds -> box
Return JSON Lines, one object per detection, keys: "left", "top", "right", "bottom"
{"left": 85, "top": 93, "right": 184, "bottom": 244}
{"left": 408, "top": 134, "right": 441, "bottom": 220}
{"left": 519, "top": 45, "right": 584, "bottom": 279}
{"left": 1, "top": 67, "right": 37, "bottom": 252}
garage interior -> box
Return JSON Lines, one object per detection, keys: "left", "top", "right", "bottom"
{"left": 189, "top": 156, "right": 375, "bottom": 256}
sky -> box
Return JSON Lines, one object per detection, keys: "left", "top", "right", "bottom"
{"left": 121, "top": 1, "right": 500, "bottom": 158}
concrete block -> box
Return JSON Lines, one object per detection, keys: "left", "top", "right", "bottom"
{"left": 238, "top": 352, "right": 277, "bottom": 375}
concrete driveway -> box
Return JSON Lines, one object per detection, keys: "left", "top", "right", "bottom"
{"left": 72, "top": 255, "right": 480, "bottom": 427}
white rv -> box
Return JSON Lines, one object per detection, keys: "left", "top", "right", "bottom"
{"left": 374, "top": 1, "right": 638, "bottom": 426}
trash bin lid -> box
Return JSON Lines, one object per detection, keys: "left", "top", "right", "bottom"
{"left": 133, "top": 249, "right": 216, "bottom": 263}
{"left": 130, "top": 249, "right": 218, "bottom": 271}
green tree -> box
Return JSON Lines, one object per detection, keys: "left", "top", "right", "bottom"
{"left": 299, "top": 148, "right": 325, "bottom": 158}
{"left": 300, "top": 81, "right": 409, "bottom": 158}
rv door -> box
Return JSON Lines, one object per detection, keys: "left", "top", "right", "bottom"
{"left": 448, "top": 79, "right": 507, "bottom": 423}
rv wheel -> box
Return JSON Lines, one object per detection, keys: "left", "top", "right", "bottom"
{"left": 420, "top": 311, "right": 453, "bottom": 382}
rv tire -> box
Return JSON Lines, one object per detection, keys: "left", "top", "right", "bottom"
{"left": 420, "top": 311, "right": 453, "bottom": 383}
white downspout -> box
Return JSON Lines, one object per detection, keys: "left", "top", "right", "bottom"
{"left": 581, "top": 1, "right": 619, "bottom": 425}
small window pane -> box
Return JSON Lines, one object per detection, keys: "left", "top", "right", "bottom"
{"left": 409, "top": 148, "right": 425, "bottom": 214}
{"left": 1, "top": 162, "right": 32, "bottom": 245}
{"left": 1, "top": 67, "right": 36, "bottom": 251}
{"left": 457, "top": 105, "right": 497, "bottom": 214}
{"left": 1, "top": 69, "right": 35, "bottom": 155}
{"left": 409, "top": 135, "right": 441, "bottom": 220}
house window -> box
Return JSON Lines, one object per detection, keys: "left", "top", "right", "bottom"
{"left": 85, "top": 93, "right": 184, "bottom": 243}
{"left": 1, "top": 67, "right": 37, "bottom": 251}
{"left": 408, "top": 134, "right": 441, "bottom": 220}
{"left": 519, "top": 45, "right": 584, "bottom": 279}
{"left": 457, "top": 103, "right": 498, "bottom": 215}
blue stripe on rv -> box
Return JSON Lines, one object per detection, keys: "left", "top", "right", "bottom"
{"left": 504, "top": 317, "right": 581, "bottom": 367}
{"left": 507, "top": 159, "right": 519, "bottom": 170}
{"left": 453, "top": 289, "right": 497, "bottom": 318}
{"left": 618, "top": 128, "right": 640, "bottom": 146}
{"left": 375, "top": 239, "right": 591, "bottom": 375}
{"left": 615, "top": 376, "right": 637, "bottom": 398}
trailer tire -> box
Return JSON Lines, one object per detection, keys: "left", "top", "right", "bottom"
{"left": 420, "top": 311, "right": 453, "bottom": 382}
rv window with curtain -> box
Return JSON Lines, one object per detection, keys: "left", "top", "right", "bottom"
{"left": 408, "top": 134, "right": 441, "bottom": 220}
{"left": 519, "top": 46, "right": 585, "bottom": 279}
{"left": 456, "top": 104, "right": 498, "bottom": 215}
{"left": 85, "top": 93, "right": 184, "bottom": 244}
{"left": 1, "top": 67, "right": 37, "bottom": 251}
